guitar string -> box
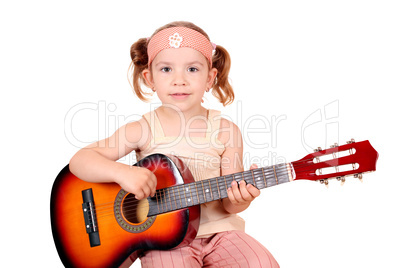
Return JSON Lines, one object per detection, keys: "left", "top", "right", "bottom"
{"left": 104, "top": 169, "right": 288, "bottom": 221}
{"left": 92, "top": 157, "right": 313, "bottom": 212}
{"left": 91, "top": 169, "right": 265, "bottom": 214}
{"left": 116, "top": 168, "right": 292, "bottom": 221}
{"left": 95, "top": 165, "right": 292, "bottom": 219}
{"left": 97, "top": 152, "right": 349, "bottom": 220}
{"left": 95, "top": 166, "right": 289, "bottom": 212}
{"left": 81, "top": 152, "right": 356, "bottom": 223}
{"left": 92, "top": 155, "right": 328, "bottom": 214}
{"left": 95, "top": 163, "right": 300, "bottom": 219}
{"left": 94, "top": 165, "right": 291, "bottom": 220}
{"left": 95, "top": 168, "right": 290, "bottom": 221}
{"left": 119, "top": 155, "right": 356, "bottom": 219}
{"left": 93, "top": 167, "right": 289, "bottom": 214}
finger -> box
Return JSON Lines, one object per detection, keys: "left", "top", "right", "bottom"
{"left": 134, "top": 189, "right": 146, "bottom": 200}
{"left": 230, "top": 180, "right": 243, "bottom": 202}
{"left": 140, "top": 185, "right": 150, "bottom": 199}
{"left": 147, "top": 173, "right": 157, "bottom": 197}
{"left": 246, "top": 184, "right": 261, "bottom": 198}
{"left": 122, "top": 181, "right": 144, "bottom": 199}
{"left": 249, "top": 164, "right": 258, "bottom": 170}
{"left": 136, "top": 172, "right": 155, "bottom": 199}
{"left": 238, "top": 180, "right": 253, "bottom": 201}
{"left": 227, "top": 187, "right": 238, "bottom": 204}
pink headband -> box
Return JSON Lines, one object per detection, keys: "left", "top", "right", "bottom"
{"left": 147, "top": 27, "right": 216, "bottom": 67}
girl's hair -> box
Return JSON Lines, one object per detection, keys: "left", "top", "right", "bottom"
{"left": 128, "top": 21, "right": 234, "bottom": 106}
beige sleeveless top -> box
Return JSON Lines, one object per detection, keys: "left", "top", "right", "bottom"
{"left": 136, "top": 109, "right": 245, "bottom": 238}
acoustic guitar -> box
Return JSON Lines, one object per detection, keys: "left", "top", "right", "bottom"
{"left": 50, "top": 139, "right": 378, "bottom": 267}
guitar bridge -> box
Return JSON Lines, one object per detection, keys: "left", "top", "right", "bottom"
{"left": 82, "top": 188, "right": 100, "bottom": 247}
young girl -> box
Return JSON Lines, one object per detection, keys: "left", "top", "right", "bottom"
{"left": 70, "top": 21, "right": 279, "bottom": 268}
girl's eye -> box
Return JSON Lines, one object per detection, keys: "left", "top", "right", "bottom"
{"left": 161, "top": 67, "right": 171, "bottom": 72}
{"left": 188, "top": 67, "right": 198, "bottom": 72}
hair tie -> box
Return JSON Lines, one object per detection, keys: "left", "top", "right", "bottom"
{"left": 211, "top": 42, "right": 217, "bottom": 50}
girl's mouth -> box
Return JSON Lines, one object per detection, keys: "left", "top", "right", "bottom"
{"left": 170, "top": 93, "right": 190, "bottom": 99}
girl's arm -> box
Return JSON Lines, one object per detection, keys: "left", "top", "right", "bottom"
{"left": 69, "top": 118, "right": 157, "bottom": 199}
{"left": 219, "top": 119, "right": 260, "bottom": 214}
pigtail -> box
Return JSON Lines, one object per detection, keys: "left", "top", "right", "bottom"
{"left": 212, "top": 45, "right": 234, "bottom": 106}
{"left": 128, "top": 37, "right": 152, "bottom": 102}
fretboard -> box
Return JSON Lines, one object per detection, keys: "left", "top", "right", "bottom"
{"left": 148, "top": 163, "right": 294, "bottom": 216}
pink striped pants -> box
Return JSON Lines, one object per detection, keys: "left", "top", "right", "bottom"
{"left": 140, "top": 230, "right": 280, "bottom": 268}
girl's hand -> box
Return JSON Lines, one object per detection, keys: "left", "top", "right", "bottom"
{"left": 115, "top": 165, "right": 157, "bottom": 200}
{"left": 225, "top": 164, "right": 261, "bottom": 211}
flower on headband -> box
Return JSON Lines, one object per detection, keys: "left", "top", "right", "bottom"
{"left": 169, "top": 33, "right": 183, "bottom": 48}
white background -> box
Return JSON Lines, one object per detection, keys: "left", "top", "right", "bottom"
{"left": 1, "top": 0, "right": 401, "bottom": 267}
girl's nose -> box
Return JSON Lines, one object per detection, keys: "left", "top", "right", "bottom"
{"left": 172, "top": 71, "right": 187, "bottom": 86}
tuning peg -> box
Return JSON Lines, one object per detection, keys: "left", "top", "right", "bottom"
{"left": 337, "top": 176, "right": 346, "bottom": 186}
{"left": 320, "top": 179, "right": 329, "bottom": 188}
{"left": 314, "top": 147, "right": 322, "bottom": 152}
{"left": 346, "top": 138, "right": 355, "bottom": 144}
{"left": 354, "top": 173, "right": 363, "bottom": 182}
{"left": 330, "top": 143, "right": 338, "bottom": 148}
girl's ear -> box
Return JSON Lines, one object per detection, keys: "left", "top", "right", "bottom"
{"left": 207, "top": 67, "right": 218, "bottom": 88}
{"left": 142, "top": 68, "right": 154, "bottom": 89}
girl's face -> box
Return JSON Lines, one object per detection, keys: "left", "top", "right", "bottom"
{"left": 142, "top": 47, "right": 217, "bottom": 113}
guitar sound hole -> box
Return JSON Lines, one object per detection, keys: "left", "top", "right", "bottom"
{"left": 122, "top": 194, "right": 149, "bottom": 224}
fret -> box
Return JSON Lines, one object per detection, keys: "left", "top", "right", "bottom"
{"left": 166, "top": 187, "right": 172, "bottom": 211}
{"left": 201, "top": 181, "right": 208, "bottom": 203}
{"left": 159, "top": 189, "right": 165, "bottom": 213}
{"left": 171, "top": 186, "right": 177, "bottom": 210}
{"left": 245, "top": 171, "right": 254, "bottom": 186}
{"left": 252, "top": 169, "right": 264, "bottom": 189}
{"left": 193, "top": 182, "right": 200, "bottom": 204}
{"left": 176, "top": 185, "right": 183, "bottom": 209}
{"left": 223, "top": 175, "right": 230, "bottom": 199}
{"left": 266, "top": 172, "right": 276, "bottom": 187}
{"left": 188, "top": 184, "right": 194, "bottom": 206}
{"left": 223, "top": 175, "right": 229, "bottom": 192}
{"left": 217, "top": 177, "right": 223, "bottom": 196}
{"left": 181, "top": 185, "right": 186, "bottom": 208}
{"left": 197, "top": 181, "right": 203, "bottom": 204}
{"left": 215, "top": 177, "right": 221, "bottom": 200}
{"left": 201, "top": 180, "right": 207, "bottom": 203}
{"left": 163, "top": 188, "right": 168, "bottom": 212}
{"left": 261, "top": 167, "right": 267, "bottom": 188}
{"left": 167, "top": 188, "right": 171, "bottom": 212}
{"left": 237, "top": 173, "right": 244, "bottom": 182}
{"left": 251, "top": 170, "right": 256, "bottom": 186}
{"left": 171, "top": 186, "right": 178, "bottom": 210}
{"left": 200, "top": 181, "right": 208, "bottom": 203}
{"left": 266, "top": 167, "right": 277, "bottom": 188}
{"left": 208, "top": 179, "right": 213, "bottom": 202}
{"left": 182, "top": 184, "right": 188, "bottom": 207}
{"left": 194, "top": 182, "right": 201, "bottom": 205}
{"left": 278, "top": 163, "right": 290, "bottom": 184}
{"left": 156, "top": 189, "right": 161, "bottom": 213}
{"left": 157, "top": 189, "right": 162, "bottom": 213}
{"left": 273, "top": 165, "right": 278, "bottom": 185}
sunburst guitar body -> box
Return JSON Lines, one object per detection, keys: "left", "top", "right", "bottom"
{"left": 51, "top": 154, "right": 199, "bottom": 267}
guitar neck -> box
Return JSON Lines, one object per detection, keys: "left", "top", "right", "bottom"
{"left": 148, "top": 163, "right": 294, "bottom": 216}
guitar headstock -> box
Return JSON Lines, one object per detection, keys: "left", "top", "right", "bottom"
{"left": 291, "top": 139, "right": 378, "bottom": 185}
